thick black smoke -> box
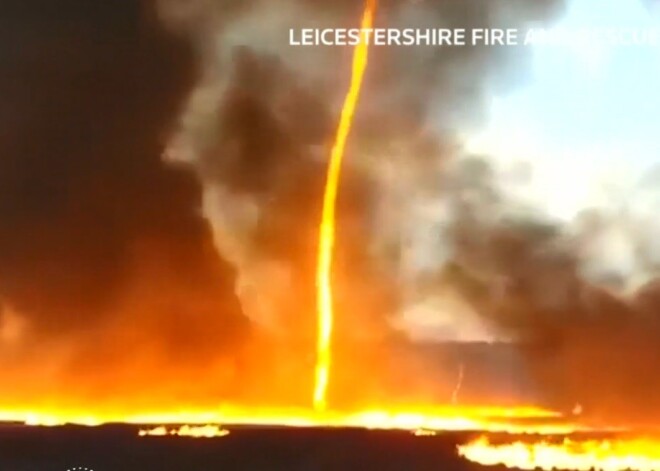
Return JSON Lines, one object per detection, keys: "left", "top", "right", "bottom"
{"left": 0, "top": 0, "right": 248, "bottom": 406}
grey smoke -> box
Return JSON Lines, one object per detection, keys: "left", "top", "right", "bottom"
{"left": 159, "top": 0, "right": 564, "bottom": 339}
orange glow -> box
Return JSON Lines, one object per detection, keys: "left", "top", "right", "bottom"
{"left": 1, "top": 404, "right": 583, "bottom": 436}
{"left": 458, "top": 436, "right": 660, "bottom": 471}
{"left": 139, "top": 425, "right": 230, "bottom": 438}
{"left": 413, "top": 429, "right": 437, "bottom": 437}
{"left": 314, "top": 0, "right": 378, "bottom": 412}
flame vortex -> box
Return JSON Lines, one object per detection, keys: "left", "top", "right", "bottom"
{"left": 313, "top": 0, "right": 378, "bottom": 412}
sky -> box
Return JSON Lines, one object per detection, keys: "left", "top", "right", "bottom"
{"left": 469, "top": 0, "right": 660, "bottom": 222}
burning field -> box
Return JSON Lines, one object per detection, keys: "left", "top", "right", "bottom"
{"left": 459, "top": 435, "right": 660, "bottom": 471}
{"left": 1, "top": 0, "right": 660, "bottom": 469}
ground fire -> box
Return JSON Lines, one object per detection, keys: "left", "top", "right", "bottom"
{"left": 139, "top": 425, "right": 230, "bottom": 438}
{"left": 458, "top": 436, "right": 660, "bottom": 471}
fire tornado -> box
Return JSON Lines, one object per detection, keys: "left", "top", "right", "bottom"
{"left": 313, "top": 0, "right": 378, "bottom": 412}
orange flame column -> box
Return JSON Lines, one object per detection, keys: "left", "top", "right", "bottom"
{"left": 313, "top": 0, "right": 378, "bottom": 412}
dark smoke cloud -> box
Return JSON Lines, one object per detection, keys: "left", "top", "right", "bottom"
{"left": 0, "top": 0, "right": 248, "bottom": 406}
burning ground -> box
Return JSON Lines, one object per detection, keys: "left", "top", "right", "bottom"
{"left": 0, "top": 0, "right": 659, "bottom": 469}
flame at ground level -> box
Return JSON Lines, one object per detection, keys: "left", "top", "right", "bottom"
{"left": 0, "top": 405, "right": 580, "bottom": 435}
{"left": 139, "top": 425, "right": 230, "bottom": 438}
{"left": 458, "top": 436, "right": 660, "bottom": 471}
{"left": 9, "top": 405, "right": 659, "bottom": 469}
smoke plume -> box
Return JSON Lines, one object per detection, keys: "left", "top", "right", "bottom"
{"left": 0, "top": 0, "right": 249, "bottom": 411}
{"left": 157, "top": 0, "right": 571, "bottom": 407}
